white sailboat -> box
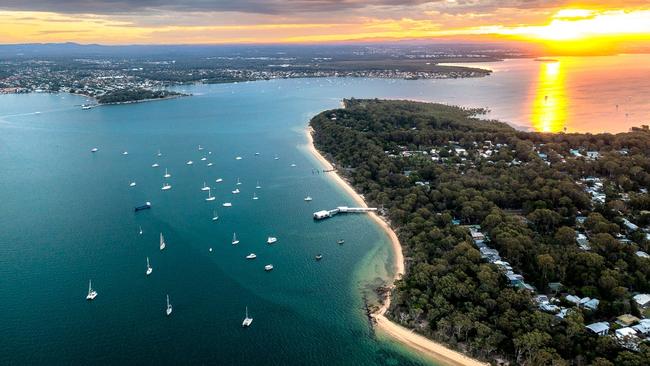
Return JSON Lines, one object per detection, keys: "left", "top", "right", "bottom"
{"left": 246, "top": 253, "right": 257, "bottom": 259}
{"left": 304, "top": 196, "right": 313, "bottom": 201}
{"left": 235, "top": 156, "right": 243, "bottom": 160}
{"left": 91, "top": 147, "right": 98, "bottom": 153}
{"left": 201, "top": 182, "right": 210, "bottom": 191}
{"left": 222, "top": 202, "right": 232, "bottom": 207}
{"left": 139, "top": 226, "right": 143, "bottom": 235}
{"left": 274, "top": 155, "right": 279, "bottom": 160}
{"left": 252, "top": 192, "right": 258, "bottom": 200}
{"left": 164, "top": 168, "right": 171, "bottom": 178}
{"left": 212, "top": 209, "right": 219, "bottom": 221}
{"left": 232, "top": 188, "right": 240, "bottom": 194}
{"left": 166, "top": 295, "right": 173, "bottom": 316}
{"left": 186, "top": 160, "right": 193, "bottom": 165}
{"left": 242, "top": 306, "right": 253, "bottom": 327}
{"left": 255, "top": 181, "right": 261, "bottom": 189}
{"left": 232, "top": 232, "right": 240, "bottom": 245}
{"left": 129, "top": 181, "right": 136, "bottom": 187}
{"left": 264, "top": 264, "right": 274, "bottom": 271}
{"left": 236, "top": 178, "right": 242, "bottom": 185}
{"left": 198, "top": 145, "right": 204, "bottom": 151}
{"left": 157, "top": 149, "right": 162, "bottom": 157}
{"left": 267, "top": 237, "right": 277, "bottom": 244}
{"left": 206, "top": 189, "right": 216, "bottom": 201}
{"left": 161, "top": 182, "right": 172, "bottom": 190}
{"left": 86, "top": 280, "right": 97, "bottom": 300}
{"left": 146, "top": 257, "right": 153, "bottom": 276}
{"left": 160, "top": 233, "right": 166, "bottom": 251}
{"left": 200, "top": 157, "right": 207, "bottom": 161}
{"left": 122, "top": 151, "right": 129, "bottom": 155}
{"left": 207, "top": 162, "right": 213, "bottom": 167}
{"left": 152, "top": 163, "right": 160, "bottom": 168}
{"left": 215, "top": 178, "right": 223, "bottom": 183}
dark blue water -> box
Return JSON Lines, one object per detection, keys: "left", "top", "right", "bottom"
{"left": 0, "top": 82, "right": 429, "bottom": 365}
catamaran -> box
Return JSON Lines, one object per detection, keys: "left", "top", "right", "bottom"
{"left": 242, "top": 306, "right": 253, "bottom": 327}
{"left": 206, "top": 189, "right": 216, "bottom": 201}
{"left": 232, "top": 233, "right": 240, "bottom": 245}
{"left": 267, "top": 237, "right": 277, "bottom": 244}
{"left": 246, "top": 253, "right": 257, "bottom": 259}
{"left": 201, "top": 182, "right": 210, "bottom": 191}
{"left": 164, "top": 168, "right": 171, "bottom": 178}
{"left": 86, "top": 280, "right": 97, "bottom": 300}
{"left": 160, "top": 233, "right": 166, "bottom": 251}
{"left": 212, "top": 209, "right": 219, "bottom": 221}
{"left": 161, "top": 182, "right": 172, "bottom": 190}
{"left": 252, "top": 192, "right": 258, "bottom": 200}
{"left": 166, "top": 295, "right": 173, "bottom": 316}
{"left": 146, "top": 257, "right": 153, "bottom": 276}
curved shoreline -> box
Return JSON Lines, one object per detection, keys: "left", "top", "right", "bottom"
{"left": 305, "top": 126, "right": 487, "bottom": 366}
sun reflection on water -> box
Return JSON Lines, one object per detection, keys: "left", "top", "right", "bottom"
{"left": 531, "top": 61, "right": 567, "bottom": 132}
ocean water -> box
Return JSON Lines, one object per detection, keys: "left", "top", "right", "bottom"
{"left": 1, "top": 54, "right": 649, "bottom": 365}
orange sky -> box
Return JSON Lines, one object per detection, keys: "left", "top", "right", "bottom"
{"left": 1, "top": 1, "right": 649, "bottom": 52}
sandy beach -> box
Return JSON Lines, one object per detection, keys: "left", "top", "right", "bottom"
{"left": 306, "top": 126, "right": 487, "bottom": 366}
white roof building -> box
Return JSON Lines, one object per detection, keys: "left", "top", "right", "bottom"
{"left": 633, "top": 293, "right": 650, "bottom": 308}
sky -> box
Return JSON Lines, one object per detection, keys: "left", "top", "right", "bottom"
{"left": 1, "top": 1, "right": 650, "bottom": 52}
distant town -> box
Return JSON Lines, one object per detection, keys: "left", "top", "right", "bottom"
{"left": 0, "top": 43, "right": 517, "bottom": 104}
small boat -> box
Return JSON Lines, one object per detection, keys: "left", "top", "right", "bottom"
{"left": 186, "top": 160, "right": 193, "bottom": 165}
{"left": 242, "top": 306, "right": 253, "bottom": 327}
{"left": 255, "top": 181, "right": 261, "bottom": 189}
{"left": 207, "top": 162, "right": 213, "bottom": 167}
{"left": 134, "top": 202, "right": 152, "bottom": 212}
{"left": 212, "top": 210, "right": 219, "bottom": 221}
{"left": 201, "top": 182, "right": 210, "bottom": 191}
{"left": 122, "top": 151, "right": 129, "bottom": 155}
{"left": 152, "top": 163, "right": 159, "bottom": 168}
{"left": 91, "top": 148, "right": 98, "bottom": 153}
{"left": 161, "top": 182, "right": 172, "bottom": 191}
{"left": 146, "top": 257, "right": 153, "bottom": 276}
{"left": 215, "top": 178, "right": 223, "bottom": 183}
{"left": 232, "top": 233, "right": 240, "bottom": 245}
{"left": 267, "top": 237, "right": 277, "bottom": 244}
{"left": 290, "top": 163, "right": 296, "bottom": 167}
{"left": 255, "top": 152, "right": 260, "bottom": 156}
{"left": 86, "top": 280, "right": 98, "bottom": 300}
{"left": 222, "top": 202, "right": 232, "bottom": 207}
{"left": 232, "top": 188, "right": 240, "bottom": 194}
{"left": 206, "top": 189, "right": 216, "bottom": 201}
{"left": 160, "top": 233, "right": 166, "bottom": 251}
{"left": 209, "top": 248, "right": 213, "bottom": 252}
{"left": 252, "top": 192, "right": 258, "bottom": 200}
{"left": 164, "top": 168, "right": 171, "bottom": 178}
{"left": 166, "top": 294, "right": 173, "bottom": 316}
{"left": 236, "top": 178, "right": 242, "bottom": 186}
{"left": 315, "top": 254, "right": 323, "bottom": 261}
{"left": 337, "top": 239, "right": 345, "bottom": 245}
{"left": 139, "top": 226, "right": 143, "bottom": 235}
{"left": 264, "top": 264, "right": 274, "bottom": 271}
{"left": 129, "top": 181, "right": 136, "bottom": 187}
{"left": 246, "top": 253, "right": 257, "bottom": 259}
{"left": 304, "top": 196, "right": 312, "bottom": 201}
{"left": 200, "top": 157, "right": 207, "bottom": 161}
{"left": 82, "top": 105, "right": 92, "bottom": 110}
{"left": 157, "top": 150, "right": 162, "bottom": 157}
{"left": 235, "top": 156, "right": 243, "bottom": 160}
{"left": 198, "top": 145, "right": 204, "bottom": 151}
{"left": 274, "top": 155, "right": 279, "bottom": 160}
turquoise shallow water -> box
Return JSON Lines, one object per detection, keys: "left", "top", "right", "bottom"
{"left": 0, "top": 82, "right": 428, "bottom": 365}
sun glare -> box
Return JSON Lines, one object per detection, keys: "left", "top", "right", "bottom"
{"left": 531, "top": 61, "right": 567, "bottom": 133}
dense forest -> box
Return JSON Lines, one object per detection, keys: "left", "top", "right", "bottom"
{"left": 96, "top": 88, "right": 183, "bottom": 104}
{"left": 310, "top": 99, "right": 650, "bottom": 365}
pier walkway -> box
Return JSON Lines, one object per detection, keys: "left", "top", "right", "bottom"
{"left": 313, "top": 206, "right": 378, "bottom": 220}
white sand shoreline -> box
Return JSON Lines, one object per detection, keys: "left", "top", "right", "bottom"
{"left": 305, "top": 125, "right": 487, "bottom": 366}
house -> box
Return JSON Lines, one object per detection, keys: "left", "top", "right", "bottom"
{"left": 616, "top": 314, "right": 640, "bottom": 327}
{"left": 636, "top": 251, "right": 650, "bottom": 258}
{"left": 615, "top": 327, "right": 638, "bottom": 339}
{"left": 633, "top": 293, "right": 650, "bottom": 308}
{"left": 506, "top": 273, "right": 524, "bottom": 286}
{"left": 586, "top": 151, "right": 600, "bottom": 160}
{"left": 586, "top": 322, "right": 610, "bottom": 336}
{"left": 566, "top": 295, "right": 581, "bottom": 305}
{"left": 575, "top": 216, "right": 587, "bottom": 225}
{"left": 622, "top": 218, "right": 639, "bottom": 232}
{"left": 632, "top": 319, "right": 650, "bottom": 335}
{"left": 548, "top": 282, "right": 564, "bottom": 294}
{"left": 555, "top": 307, "right": 570, "bottom": 319}
{"left": 582, "top": 298, "right": 600, "bottom": 311}
{"left": 570, "top": 149, "right": 582, "bottom": 157}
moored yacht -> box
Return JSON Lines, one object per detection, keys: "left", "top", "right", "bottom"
{"left": 146, "top": 257, "right": 153, "bottom": 276}
{"left": 212, "top": 209, "right": 219, "bottom": 221}
{"left": 304, "top": 196, "right": 312, "bottom": 201}
{"left": 252, "top": 192, "right": 258, "bottom": 200}
{"left": 235, "top": 156, "right": 243, "bottom": 160}
{"left": 200, "top": 157, "right": 207, "bottom": 161}
{"left": 315, "top": 254, "right": 323, "bottom": 261}
{"left": 222, "top": 202, "right": 232, "bottom": 207}
{"left": 232, "top": 188, "right": 240, "bottom": 194}
{"left": 207, "top": 162, "right": 213, "bottom": 167}
{"left": 242, "top": 306, "right": 253, "bottom": 327}
{"left": 157, "top": 149, "right": 162, "bottom": 157}
{"left": 86, "top": 280, "right": 97, "bottom": 300}
{"left": 236, "top": 178, "right": 242, "bottom": 185}
{"left": 166, "top": 295, "right": 173, "bottom": 316}
{"left": 201, "top": 182, "right": 210, "bottom": 191}
{"left": 152, "top": 163, "right": 160, "bottom": 168}
{"left": 130, "top": 181, "right": 136, "bottom": 187}
{"left": 255, "top": 181, "right": 261, "bottom": 189}
{"left": 91, "top": 147, "right": 98, "bottom": 153}
{"left": 232, "top": 233, "right": 240, "bottom": 245}
{"left": 267, "top": 237, "right": 277, "bottom": 244}
{"left": 186, "top": 160, "right": 193, "bottom": 165}
{"left": 122, "top": 151, "right": 128, "bottom": 155}
{"left": 161, "top": 182, "right": 172, "bottom": 190}
{"left": 198, "top": 145, "right": 204, "bottom": 151}
{"left": 206, "top": 189, "right": 216, "bottom": 201}
{"left": 139, "top": 226, "right": 143, "bottom": 235}
{"left": 337, "top": 239, "right": 345, "bottom": 245}
{"left": 215, "top": 178, "right": 223, "bottom": 183}
{"left": 160, "top": 233, "right": 166, "bottom": 250}
{"left": 246, "top": 253, "right": 257, "bottom": 259}
{"left": 264, "top": 264, "right": 274, "bottom": 271}
{"left": 164, "top": 168, "right": 171, "bottom": 178}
